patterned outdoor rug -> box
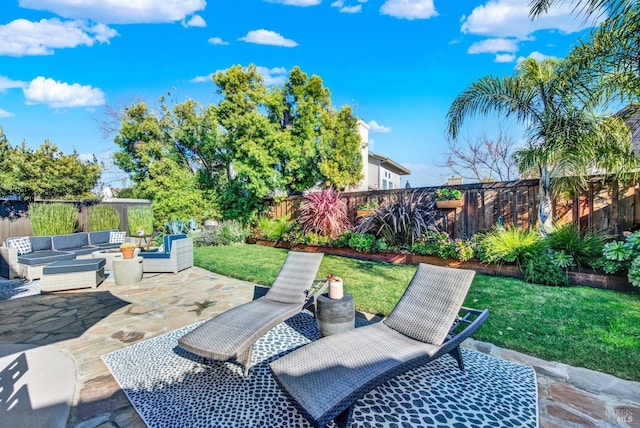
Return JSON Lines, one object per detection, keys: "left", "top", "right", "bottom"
{"left": 0, "top": 278, "right": 40, "bottom": 300}
{"left": 103, "top": 312, "right": 538, "bottom": 428}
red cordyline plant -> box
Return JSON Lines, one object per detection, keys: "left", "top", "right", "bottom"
{"left": 298, "top": 188, "right": 351, "bottom": 238}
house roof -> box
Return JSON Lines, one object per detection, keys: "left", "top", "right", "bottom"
{"left": 368, "top": 151, "right": 411, "bottom": 175}
{"left": 616, "top": 104, "right": 640, "bottom": 154}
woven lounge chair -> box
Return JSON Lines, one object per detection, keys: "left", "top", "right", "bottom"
{"left": 178, "top": 251, "right": 325, "bottom": 376}
{"left": 269, "top": 263, "right": 489, "bottom": 428}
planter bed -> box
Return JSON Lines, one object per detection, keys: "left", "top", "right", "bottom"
{"left": 251, "top": 239, "right": 635, "bottom": 292}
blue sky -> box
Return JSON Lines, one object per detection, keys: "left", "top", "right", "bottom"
{"left": 0, "top": 0, "right": 602, "bottom": 188}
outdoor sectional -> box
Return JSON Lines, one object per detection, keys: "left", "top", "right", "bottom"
{"left": 0, "top": 230, "right": 121, "bottom": 280}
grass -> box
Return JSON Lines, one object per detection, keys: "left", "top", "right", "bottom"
{"left": 194, "top": 243, "right": 640, "bottom": 381}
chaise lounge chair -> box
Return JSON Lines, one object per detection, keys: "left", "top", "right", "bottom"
{"left": 269, "top": 263, "right": 489, "bottom": 428}
{"left": 178, "top": 251, "right": 325, "bottom": 376}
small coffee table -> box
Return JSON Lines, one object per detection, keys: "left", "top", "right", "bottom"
{"left": 112, "top": 256, "right": 143, "bottom": 286}
{"left": 316, "top": 293, "right": 355, "bottom": 337}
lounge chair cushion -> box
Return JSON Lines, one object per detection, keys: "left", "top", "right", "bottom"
{"left": 264, "top": 252, "right": 325, "bottom": 304}
{"left": 383, "top": 263, "right": 475, "bottom": 346}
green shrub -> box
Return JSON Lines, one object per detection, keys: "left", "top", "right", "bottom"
{"left": 193, "top": 220, "right": 249, "bottom": 246}
{"left": 479, "top": 225, "right": 545, "bottom": 267}
{"left": 329, "top": 231, "right": 353, "bottom": 248}
{"left": 255, "top": 216, "right": 292, "bottom": 241}
{"left": 128, "top": 206, "right": 154, "bottom": 236}
{"left": 348, "top": 232, "right": 378, "bottom": 253}
{"left": 411, "top": 231, "right": 474, "bottom": 261}
{"left": 600, "top": 231, "right": 640, "bottom": 286}
{"left": 545, "top": 223, "right": 606, "bottom": 269}
{"left": 357, "top": 190, "right": 438, "bottom": 249}
{"left": 435, "top": 188, "right": 462, "bottom": 201}
{"left": 297, "top": 188, "right": 350, "bottom": 238}
{"left": 523, "top": 250, "right": 573, "bottom": 286}
{"left": 88, "top": 205, "right": 120, "bottom": 231}
{"left": 29, "top": 203, "right": 77, "bottom": 235}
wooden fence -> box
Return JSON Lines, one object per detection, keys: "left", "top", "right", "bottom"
{"left": 268, "top": 178, "right": 640, "bottom": 239}
{"left": 0, "top": 198, "right": 151, "bottom": 243}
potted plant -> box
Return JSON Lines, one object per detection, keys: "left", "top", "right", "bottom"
{"left": 120, "top": 242, "right": 137, "bottom": 259}
{"left": 356, "top": 200, "right": 378, "bottom": 217}
{"left": 435, "top": 188, "right": 464, "bottom": 209}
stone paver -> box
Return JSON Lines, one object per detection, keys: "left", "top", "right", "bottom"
{"left": 1, "top": 268, "right": 639, "bottom": 427}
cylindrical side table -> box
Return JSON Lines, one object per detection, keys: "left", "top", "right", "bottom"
{"left": 316, "top": 293, "right": 355, "bottom": 337}
{"left": 112, "top": 256, "right": 143, "bottom": 286}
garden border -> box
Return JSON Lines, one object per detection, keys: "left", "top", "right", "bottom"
{"left": 250, "top": 239, "right": 636, "bottom": 292}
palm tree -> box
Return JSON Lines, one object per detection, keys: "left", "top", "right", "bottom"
{"left": 446, "top": 58, "right": 637, "bottom": 234}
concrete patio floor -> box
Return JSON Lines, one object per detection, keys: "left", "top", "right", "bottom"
{"left": 0, "top": 266, "right": 638, "bottom": 427}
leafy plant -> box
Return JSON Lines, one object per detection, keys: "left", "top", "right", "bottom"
{"left": 435, "top": 188, "right": 462, "bottom": 201}
{"left": 88, "top": 204, "right": 120, "bottom": 231}
{"left": 357, "top": 190, "right": 438, "bottom": 249}
{"left": 603, "top": 241, "right": 633, "bottom": 261}
{"left": 348, "top": 232, "right": 378, "bottom": 253}
{"left": 297, "top": 188, "right": 351, "bottom": 238}
{"left": 601, "top": 231, "right": 640, "bottom": 286}
{"left": 255, "top": 216, "right": 292, "bottom": 241}
{"left": 128, "top": 206, "right": 154, "bottom": 236}
{"left": 523, "top": 250, "right": 573, "bottom": 286}
{"left": 165, "top": 218, "right": 186, "bottom": 235}
{"left": 29, "top": 202, "right": 77, "bottom": 235}
{"left": 357, "top": 200, "right": 378, "bottom": 210}
{"left": 193, "top": 220, "right": 249, "bottom": 246}
{"left": 411, "top": 231, "right": 474, "bottom": 261}
{"left": 545, "top": 223, "right": 606, "bottom": 269}
{"left": 479, "top": 225, "right": 545, "bottom": 267}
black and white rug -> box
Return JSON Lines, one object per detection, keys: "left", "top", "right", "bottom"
{"left": 0, "top": 278, "right": 40, "bottom": 300}
{"left": 102, "top": 313, "right": 538, "bottom": 428}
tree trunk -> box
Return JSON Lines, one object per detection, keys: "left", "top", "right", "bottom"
{"left": 538, "top": 166, "right": 552, "bottom": 235}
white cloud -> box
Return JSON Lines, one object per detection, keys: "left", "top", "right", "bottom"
{"left": 265, "top": 0, "right": 321, "bottom": 6}
{"left": 380, "top": 0, "right": 437, "bottom": 20}
{"left": 19, "top": 0, "right": 206, "bottom": 24}
{"left": 516, "top": 51, "right": 557, "bottom": 63}
{"left": 23, "top": 76, "right": 106, "bottom": 107}
{"left": 208, "top": 37, "right": 229, "bottom": 45}
{"left": 331, "top": 0, "right": 344, "bottom": 6}
{"left": 0, "top": 108, "right": 14, "bottom": 118}
{"left": 468, "top": 38, "right": 518, "bottom": 54}
{"left": 340, "top": 5, "right": 362, "bottom": 13}
{"left": 0, "top": 18, "right": 117, "bottom": 57}
{"left": 182, "top": 15, "right": 206, "bottom": 28}
{"left": 461, "top": 0, "right": 603, "bottom": 40}
{"left": 495, "top": 53, "right": 516, "bottom": 63}
{"left": 0, "top": 76, "right": 27, "bottom": 91}
{"left": 239, "top": 29, "right": 298, "bottom": 47}
{"left": 368, "top": 120, "right": 392, "bottom": 133}
{"left": 255, "top": 66, "right": 288, "bottom": 85}
{"left": 190, "top": 75, "right": 212, "bottom": 83}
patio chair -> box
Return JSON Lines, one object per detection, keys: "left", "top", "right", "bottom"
{"left": 178, "top": 251, "right": 325, "bottom": 376}
{"left": 138, "top": 234, "right": 193, "bottom": 274}
{"left": 269, "top": 263, "right": 489, "bottom": 428}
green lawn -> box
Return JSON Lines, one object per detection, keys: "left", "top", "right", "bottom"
{"left": 194, "top": 244, "right": 640, "bottom": 381}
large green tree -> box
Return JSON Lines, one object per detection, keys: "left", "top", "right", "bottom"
{"left": 446, "top": 58, "right": 637, "bottom": 234}
{"left": 0, "top": 132, "right": 102, "bottom": 201}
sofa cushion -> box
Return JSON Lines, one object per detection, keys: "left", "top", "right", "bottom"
{"left": 43, "top": 258, "right": 105, "bottom": 275}
{"left": 52, "top": 233, "right": 90, "bottom": 250}
{"left": 92, "top": 242, "right": 121, "bottom": 250}
{"left": 61, "top": 245, "right": 100, "bottom": 256}
{"left": 138, "top": 250, "right": 170, "bottom": 259}
{"left": 17, "top": 250, "right": 75, "bottom": 266}
{"left": 89, "top": 230, "right": 113, "bottom": 245}
{"left": 7, "top": 237, "right": 32, "bottom": 255}
{"left": 29, "top": 236, "right": 52, "bottom": 251}
{"left": 109, "top": 231, "right": 126, "bottom": 244}
{"left": 164, "top": 234, "right": 187, "bottom": 252}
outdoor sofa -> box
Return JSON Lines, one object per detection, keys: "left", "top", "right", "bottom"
{"left": 269, "top": 263, "right": 489, "bottom": 428}
{"left": 0, "top": 230, "right": 122, "bottom": 280}
{"left": 138, "top": 234, "right": 194, "bottom": 274}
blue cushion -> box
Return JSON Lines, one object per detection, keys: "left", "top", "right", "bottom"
{"left": 29, "top": 236, "right": 52, "bottom": 251}
{"left": 43, "top": 258, "right": 105, "bottom": 275}
{"left": 164, "top": 234, "right": 187, "bottom": 252}
{"left": 61, "top": 245, "right": 100, "bottom": 256}
{"left": 17, "top": 250, "right": 75, "bottom": 266}
{"left": 89, "top": 230, "right": 115, "bottom": 245}
{"left": 139, "top": 251, "right": 171, "bottom": 259}
{"left": 52, "top": 233, "right": 89, "bottom": 250}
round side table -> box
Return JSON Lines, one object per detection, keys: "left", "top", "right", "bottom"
{"left": 316, "top": 293, "right": 355, "bottom": 337}
{"left": 112, "top": 256, "right": 143, "bottom": 286}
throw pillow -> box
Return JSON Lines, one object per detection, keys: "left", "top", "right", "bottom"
{"left": 8, "top": 237, "right": 33, "bottom": 255}
{"left": 109, "top": 231, "right": 126, "bottom": 244}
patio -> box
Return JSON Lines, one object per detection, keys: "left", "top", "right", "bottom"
{"left": 1, "top": 267, "right": 638, "bottom": 427}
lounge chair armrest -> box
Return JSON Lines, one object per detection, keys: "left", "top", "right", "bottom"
{"left": 436, "top": 307, "right": 489, "bottom": 358}
{"left": 303, "top": 279, "right": 329, "bottom": 311}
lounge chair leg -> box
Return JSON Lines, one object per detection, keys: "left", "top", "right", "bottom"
{"left": 448, "top": 346, "right": 464, "bottom": 370}
{"left": 241, "top": 347, "right": 254, "bottom": 377}
{"left": 333, "top": 406, "right": 354, "bottom": 428}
